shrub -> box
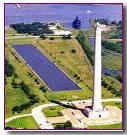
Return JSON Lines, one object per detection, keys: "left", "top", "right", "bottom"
{"left": 20, "top": 82, "right": 30, "bottom": 96}
{"left": 49, "top": 37, "right": 54, "bottom": 40}
{"left": 50, "top": 106, "right": 56, "bottom": 110}
{"left": 40, "top": 34, "right": 47, "bottom": 39}
{"left": 34, "top": 79, "right": 38, "bottom": 82}
{"left": 62, "top": 34, "right": 72, "bottom": 40}
{"left": 40, "top": 86, "right": 47, "bottom": 92}
{"left": 5, "top": 58, "right": 15, "bottom": 77}
{"left": 61, "top": 51, "right": 64, "bottom": 54}
{"left": 55, "top": 121, "right": 73, "bottom": 129}
{"left": 71, "top": 49, "right": 76, "bottom": 53}
{"left": 11, "top": 79, "right": 18, "bottom": 88}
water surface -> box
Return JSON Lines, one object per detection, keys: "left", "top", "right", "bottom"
{"left": 5, "top": 4, "right": 122, "bottom": 29}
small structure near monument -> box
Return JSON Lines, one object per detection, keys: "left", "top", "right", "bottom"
{"left": 48, "top": 22, "right": 72, "bottom": 36}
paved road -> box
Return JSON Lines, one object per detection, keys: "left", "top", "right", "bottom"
{"left": 5, "top": 98, "right": 122, "bottom": 129}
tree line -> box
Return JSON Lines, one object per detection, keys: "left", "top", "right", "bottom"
{"left": 76, "top": 32, "right": 94, "bottom": 65}
{"left": 5, "top": 58, "right": 15, "bottom": 77}
{"left": 12, "top": 81, "right": 39, "bottom": 113}
{"left": 10, "top": 22, "right": 53, "bottom": 36}
{"left": 102, "top": 41, "right": 122, "bottom": 54}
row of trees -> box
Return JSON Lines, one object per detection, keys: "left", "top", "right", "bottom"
{"left": 102, "top": 41, "right": 122, "bottom": 54}
{"left": 95, "top": 18, "right": 122, "bottom": 26}
{"left": 10, "top": 16, "right": 82, "bottom": 37}
{"left": 76, "top": 32, "right": 94, "bottom": 65}
{"left": 40, "top": 34, "right": 72, "bottom": 40}
{"left": 10, "top": 22, "right": 53, "bottom": 36}
{"left": 5, "top": 58, "right": 15, "bottom": 77}
{"left": 55, "top": 121, "right": 73, "bottom": 129}
{"left": 12, "top": 81, "right": 39, "bottom": 113}
{"left": 101, "top": 78, "right": 122, "bottom": 97}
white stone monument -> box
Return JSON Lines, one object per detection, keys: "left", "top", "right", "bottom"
{"left": 83, "top": 23, "right": 109, "bottom": 118}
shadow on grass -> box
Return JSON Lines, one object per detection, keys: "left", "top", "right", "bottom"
{"left": 49, "top": 99, "right": 83, "bottom": 111}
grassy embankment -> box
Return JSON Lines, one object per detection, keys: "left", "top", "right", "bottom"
{"left": 5, "top": 37, "right": 50, "bottom": 119}
{"left": 5, "top": 116, "right": 39, "bottom": 129}
{"left": 87, "top": 122, "right": 122, "bottom": 129}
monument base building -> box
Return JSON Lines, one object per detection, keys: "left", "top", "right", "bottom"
{"left": 83, "top": 106, "right": 109, "bottom": 118}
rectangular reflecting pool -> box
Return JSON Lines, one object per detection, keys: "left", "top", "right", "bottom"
{"left": 13, "top": 44, "right": 81, "bottom": 92}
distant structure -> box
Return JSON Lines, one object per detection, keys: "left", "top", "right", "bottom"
{"left": 83, "top": 23, "right": 109, "bottom": 118}
{"left": 72, "top": 16, "right": 81, "bottom": 29}
{"left": 48, "top": 22, "right": 71, "bottom": 36}
{"left": 16, "top": 4, "right": 21, "bottom": 8}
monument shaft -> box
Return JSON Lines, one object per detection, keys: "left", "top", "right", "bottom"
{"left": 92, "top": 23, "right": 102, "bottom": 111}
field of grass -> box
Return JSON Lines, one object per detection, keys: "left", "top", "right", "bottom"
{"left": 43, "top": 106, "right": 65, "bottom": 117}
{"left": 87, "top": 122, "right": 122, "bottom": 129}
{"left": 36, "top": 37, "right": 93, "bottom": 87}
{"left": 5, "top": 28, "right": 121, "bottom": 119}
{"left": 102, "top": 49, "right": 122, "bottom": 71}
{"left": 6, "top": 116, "right": 39, "bottom": 129}
{"left": 103, "top": 75, "right": 122, "bottom": 89}
{"left": 102, "top": 101, "right": 122, "bottom": 110}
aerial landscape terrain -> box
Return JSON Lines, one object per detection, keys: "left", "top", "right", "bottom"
{"left": 5, "top": 4, "right": 122, "bottom": 130}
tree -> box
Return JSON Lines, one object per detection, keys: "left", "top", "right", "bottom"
{"left": 55, "top": 124, "right": 63, "bottom": 129}
{"left": 5, "top": 58, "right": 15, "bottom": 77}
{"left": 49, "top": 37, "right": 54, "bottom": 40}
{"left": 55, "top": 121, "right": 73, "bottom": 129}
{"left": 72, "top": 16, "right": 81, "bottom": 29}
{"left": 71, "top": 49, "right": 76, "bottom": 53}
{"left": 20, "top": 82, "right": 30, "bottom": 96}
{"left": 63, "top": 121, "right": 72, "bottom": 129}
{"left": 12, "top": 106, "right": 20, "bottom": 113}
{"left": 11, "top": 79, "right": 18, "bottom": 88}
{"left": 40, "top": 86, "right": 47, "bottom": 92}
{"left": 40, "top": 34, "right": 47, "bottom": 39}
{"left": 116, "top": 73, "right": 122, "bottom": 83}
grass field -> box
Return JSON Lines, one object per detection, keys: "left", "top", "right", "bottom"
{"left": 102, "top": 101, "right": 122, "bottom": 110}
{"left": 102, "top": 50, "right": 122, "bottom": 71}
{"left": 87, "top": 122, "right": 122, "bottom": 129}
{"left": 43, "top": 106, "right": 65, "bottom": 117}
{"left": 6, "top": 116, "right": 39, "bottom": 129}
{"left": 5, "top": 28, "right": 121, "bottom": 119}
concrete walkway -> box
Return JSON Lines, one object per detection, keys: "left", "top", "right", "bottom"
{"left": 5, "top": 114, "right": 32, "bottom": 123}
{"left": 5, "top": 98, "right": 122, "bottom": 129}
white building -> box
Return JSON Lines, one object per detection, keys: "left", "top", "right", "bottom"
{"left": 48, "top": 22, "right": 72, "bottom": 36}
{"left": 53, "top": 30, "right": 71, "bottom": 36}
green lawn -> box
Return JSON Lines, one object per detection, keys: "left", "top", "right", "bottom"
{"left": 102, "top": 101, "right": 122, "bottom": 110}
{"left": 102, "top": 49, "right": 122, "bottom": 71}
{"left": 43, "top": 106, "right": 65, "bottom": 117}
{"left": 88, "top": 122, "right": 122, "bottom": 129}
{"left": 6, "top": 116, "right": 39, "bottom": 129}
{"left": 5, "top": 28, "right": 121, "bottom": 120}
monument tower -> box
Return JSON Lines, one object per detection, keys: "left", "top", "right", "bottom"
{"left": 92, "top": 22, "right": 102, "bottom": 111}
{"left": 83, "top": 23, "right": 109, "bottom": 118}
